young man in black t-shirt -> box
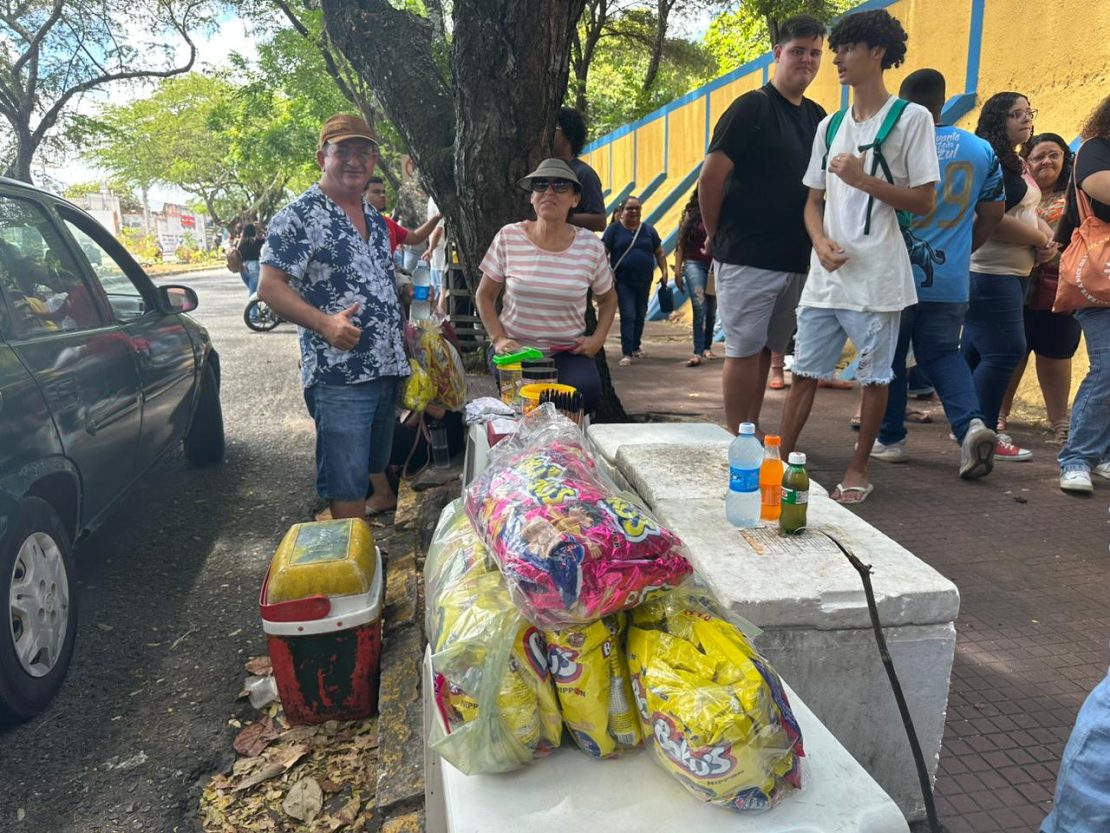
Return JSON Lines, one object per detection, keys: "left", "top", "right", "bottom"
{"left": 698, "top": 15, "right": 828, "bottom": 434}
{"left": 554, "top": 107, "right": 607, "bottom": 233}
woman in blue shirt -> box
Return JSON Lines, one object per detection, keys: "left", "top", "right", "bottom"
{"left": 602, "top": 196, "right": 668, "bottom": 365}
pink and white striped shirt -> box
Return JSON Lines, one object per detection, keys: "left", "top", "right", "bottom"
{"left": 480, "top": 223, "right": 614, "bottom": 350}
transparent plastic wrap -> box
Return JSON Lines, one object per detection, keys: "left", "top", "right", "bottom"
{"left": 402, "top": 357, "right": 436, "bottom": 412}
{"left": 464, "top": 406, "right": 692, "bottom": 627}
{"left": 626, "top": 581, "right": 805, "bottom": 812}
{"left": 425, "top": 500, "right": 562, "bottom": 774}
{"left": 405, "top": 320, "right": 467, "bottom": 410}
{"left": 544, "top": 613, "right": 642, "bottom": 758}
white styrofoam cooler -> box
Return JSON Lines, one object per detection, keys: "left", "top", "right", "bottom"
{"left": 586, "top": 423, "right": 959, "bottom": 821}
{"left": 423, "top": 647, "right": 908, "bottom": 833}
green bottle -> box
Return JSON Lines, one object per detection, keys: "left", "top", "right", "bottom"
{"left": 779, "top": 452, "right": 809, "bottom": 535}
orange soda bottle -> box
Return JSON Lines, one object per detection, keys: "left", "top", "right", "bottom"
{"left": 760, "top": 435, "right": 784, "bottom": 522}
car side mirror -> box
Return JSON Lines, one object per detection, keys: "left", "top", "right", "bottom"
{"left": 160, "top": 285, "right": 199, "bottom": 314}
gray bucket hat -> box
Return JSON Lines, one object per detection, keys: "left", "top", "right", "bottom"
{"left": 517, "top": 158, "right": 581, "bottom": 192}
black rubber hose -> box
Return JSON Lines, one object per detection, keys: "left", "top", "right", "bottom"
{"left": 819, "top": 530, "right": 944, "bottom": 833}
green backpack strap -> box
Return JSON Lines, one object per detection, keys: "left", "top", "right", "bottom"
{"left": 857, "top": 98, "right": 911, "bottom": 234}
{"left": 821, "top": 109, "right": 848, "bottom": 171}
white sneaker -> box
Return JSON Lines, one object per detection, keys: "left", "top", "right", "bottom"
{"left": 1093, "top": 462, "right": 1110, "bottom": 481}
{"left": 870, "top": 438, "right": 909, "bottom": 463}
{"left": 995, "top": 433, "right": 1033, "bottom": 462}
{"left": 1060, "top": 470, "right": 1094, "bottom": 494}
{"left": 959, "top": 418, "right": 997, "bottom": 480}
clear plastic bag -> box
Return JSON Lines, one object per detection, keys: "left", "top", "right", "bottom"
{"left": 464, "top": 405, "right": 691, "bottom": 627}
{"left": 425, "top": 500, "right": 562, "bottom": 774}
{"left": 402, "top": 358, "right": 436, "bottom": 412}
{"left": 626, "top": 581, "right": 805, "bottom": 812}
{"left": 406, "top": 320, "right": 467, "bottom": 411}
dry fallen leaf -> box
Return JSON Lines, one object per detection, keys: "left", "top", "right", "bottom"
{"left": 282, "top": 777, "right": 323, "bottom": 823}
{"left": 233, "top": 761, "right": 285, "bottom": 793}
{"left": 245, "top": 656, "right": 273, "bottom": 676}
{"left": 335, "top": 797, "right": 360, "bottom": 825}
{"left": 278, "top": 742, "right": 311, "bottom": 771}
{"left": 233, "top": 715, "right": 280, "bottom": 757}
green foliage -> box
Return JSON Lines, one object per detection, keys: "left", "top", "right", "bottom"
{"left": 704, "top": 0, "right": 854, "bottom": 76}
{"left": 579, "top": 13, "right": 718, "bottom": 136}
{"left": 62, "top": 179, "right": 143, "bottom": 213}
{"left": 118, "top": 228, "right": 162, "bottom": 264}
{"left": 175, "top": 232, "right": 201, "bottom": 262}
{"left": 85, "top": 72, "right": 320, "bottom": 229}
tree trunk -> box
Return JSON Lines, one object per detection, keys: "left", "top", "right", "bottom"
{"left": 142, "top": 186, "right": 153, "bottom": 236}
{"left": 450, "top": 0, "right": 586, "bottom": 290}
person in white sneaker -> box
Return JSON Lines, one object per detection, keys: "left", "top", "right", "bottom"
{"left": 1057, "top": 95, "right": 1110, "bottom": 495}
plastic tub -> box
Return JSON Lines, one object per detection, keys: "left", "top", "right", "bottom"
{"left": 519, "top": 382, "right": 577, "bottom": 415}
{"left": 260, "top": 519, "right": 384, "bottom": 724}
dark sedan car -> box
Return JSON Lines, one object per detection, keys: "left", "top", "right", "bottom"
{"left": 0, "top": 177, "right": 224, "bottom": 722}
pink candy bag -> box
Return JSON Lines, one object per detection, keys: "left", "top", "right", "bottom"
{"left": 465, "top": 406, "right": 691, "bottom": 627}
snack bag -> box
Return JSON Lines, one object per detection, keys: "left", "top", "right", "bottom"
{"left": 426, "top": 500, "right": 561, "bottom": 774}
{"left": 402, "top": 357, "right": 436, "bottom": 412}
{"left": 465, "top": 406, "right": 691, "bottom": 626}
{"left": 627, "top": 582, "right": 804, "bottom": 811}
{"left": 544, "top": 614, "right": 641, "bottom": 758}
{"left": 406, "top": 320, "right": 467, "bottom": 410}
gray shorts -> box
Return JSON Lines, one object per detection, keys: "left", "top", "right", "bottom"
{"left": 713, "top": 262, "right": 806, "bottom": 358}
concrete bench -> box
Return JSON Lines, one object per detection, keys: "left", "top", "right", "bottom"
{"left": 586, "top": 423, "right": 960, "bottom": 820}
{"left": 423, "top": 646, "right": 909, "bottom": 833}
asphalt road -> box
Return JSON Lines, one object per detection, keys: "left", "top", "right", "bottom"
{"left": 0, "top": 268, "right": 320, "bottom": 832}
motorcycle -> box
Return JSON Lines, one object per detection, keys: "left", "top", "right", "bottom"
{"left": 244, "top": 291, "right": 283, "bottom": 332}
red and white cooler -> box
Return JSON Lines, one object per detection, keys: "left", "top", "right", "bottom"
{"left": 260, "top": 518, "right": 384, "bottom": 725}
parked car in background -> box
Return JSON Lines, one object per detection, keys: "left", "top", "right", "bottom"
{"left": 0, "top": 176, "right": 225, "bottom": 722}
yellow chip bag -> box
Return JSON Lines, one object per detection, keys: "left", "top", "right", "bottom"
{"left": 545, "top": 613, "right": 641, "bottom": 758}
{"left": 627, "top": 584, "right": 804, "bottom": 811}
{"left": 426, "top": 500, "right": 561, "bottom": 775}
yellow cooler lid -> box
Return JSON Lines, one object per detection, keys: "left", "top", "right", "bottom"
{"left": 265, "top": 518, "right": 377, "bottom": 604}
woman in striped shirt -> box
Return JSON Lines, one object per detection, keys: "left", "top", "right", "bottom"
{"left": 476, "top": 158, "right": 618, "bottom": 411}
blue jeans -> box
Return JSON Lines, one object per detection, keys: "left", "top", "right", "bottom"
{"left": 1040, "top": 668, "right": 1110, "bottom": 833}
{"left": 962, "top": 272, "right": 1028, "bottom": 431}
{"left": 1058, "top": 308, "right": 1110, "bottom": 473}
{"left": 616, "top": 280, "right": 651, "bottom": 357}
{"left": 683, "top": 261, "right": 716, "bottom": 355}
{"left": 308, "top": 379, "right": 399, "bottom": 501}
{"left": 880, "top": 302, "right": 984, "bottom": 445}
{"left": 241, "top": 260, "right": 260, "bottom": 295}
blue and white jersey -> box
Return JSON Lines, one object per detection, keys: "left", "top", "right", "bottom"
{"left": 262, "top": 183, "right": 409, "bottom": 388}
{"left": 911, "top": 127, "right": 1005, "bottom": 302}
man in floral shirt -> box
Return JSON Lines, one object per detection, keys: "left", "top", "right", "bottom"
{"left": 259, "top": 114, "right": 409, "bottom": 520}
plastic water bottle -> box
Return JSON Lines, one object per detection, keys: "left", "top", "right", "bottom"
{"left": 726, "top": 422, "right": 763, "bottom": 528}
{"left": 410, "top": 266, "right": 432, "bottom": 321}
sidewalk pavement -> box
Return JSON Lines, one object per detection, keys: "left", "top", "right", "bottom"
{"left": 606, "top": 319, "right": 1110, "bottom": 833}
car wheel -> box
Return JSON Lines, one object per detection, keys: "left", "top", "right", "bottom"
{"left": 244, "top": 299, "right": 281, "bottom": 332}
{"left": 183, "top": 362, "right": 225, "bottom": 465}
{"left": 0, "top": 497, "right": 78, "bottom": 724}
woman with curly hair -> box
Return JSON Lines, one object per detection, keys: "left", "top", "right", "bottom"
{"left": 1056, "top": 95, "right": 1110, "bottom": 495}
{"left": 998, "top": 133, "right": 1082, "bottom": 440}
{"left": 673, "top": 187, "right": 717, "bottom": 366}
{"left": 964, "top": 92, "right": 1057, "bottom": 462}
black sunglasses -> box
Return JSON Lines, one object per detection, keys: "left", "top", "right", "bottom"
{"left": 531, "top": 178, "right": 574, "bottom": 193}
